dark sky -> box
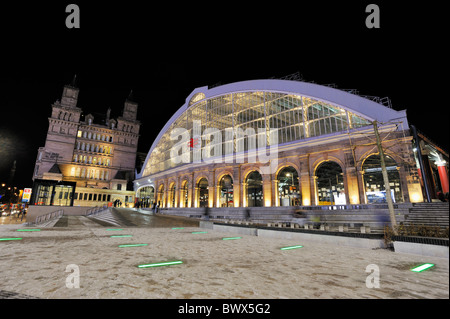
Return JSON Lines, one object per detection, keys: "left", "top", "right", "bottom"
{"left": 0, "top": 1, "right": 447, "bottom": 189}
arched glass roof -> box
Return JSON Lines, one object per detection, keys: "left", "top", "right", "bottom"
{"left": 138, "top": 79, "right": 408, "bottom": 178}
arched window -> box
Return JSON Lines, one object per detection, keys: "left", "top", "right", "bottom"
{"left": 219, "top": 175, "right": 234, "bottom": 207}
{"left": 180, "top": 180, "right": 189, "bottom": 208}
{"left": 315, "top": 161, "right": 345, "bottom": 205}
{"left": 197, "top": 178, "right": 209, "bottom": 207}
{"left": 138, "top": 186, "right": 154, "bottom": 208}
{"left": 246, "top": 171, "right": 263, "bottom": 207}
{"left": 277, "top": 166, "right": 300, "bottom": 206}
{"left": 362, "top": 154, "right": 402, "bottom": 203}
{"left": 157, "top": 184, "right": 165, "bottom": 207}
{"left": 168, "top": 182, "right": 176, "bottom": 208}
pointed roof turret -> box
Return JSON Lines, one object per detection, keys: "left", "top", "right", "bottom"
{"left": 69, "top": 74, "right": 77, "bottom": 88}
{"left": 126, "top": 89, "right": 135, "bottom": 102}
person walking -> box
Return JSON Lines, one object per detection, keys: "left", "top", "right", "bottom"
{"left": 21, "top": 206, "right": 27, "bottom": 221}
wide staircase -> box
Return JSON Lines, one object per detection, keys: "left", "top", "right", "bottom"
{"left": 161, "top": 204, "right": 413, "bottom": 233}
{"left": 404, "top": 202, "right": 449, "bottom": 228}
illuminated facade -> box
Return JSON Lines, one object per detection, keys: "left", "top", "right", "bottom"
{"left": 134, "top": 79, "right": 448, "bottom": 208}
{"left": 31, "top": 81, "right": 139, "bottom": 207}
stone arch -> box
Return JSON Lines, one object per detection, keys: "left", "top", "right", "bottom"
{"left": 314, "top": 160, "right": 346, "bottom": 205}
{"left": 276, "top": 164, "right": 301, "bottom": 206}
{"left": 357, "top": 149, "right": 403, "bottom": 173}
{"left": 136, "top": 185, "right": 155, "bottom": 208}
{"left": 242, "top": 165, "right": 264, "bottom": 183}
{"left": 361, "top": 153, "right": 403, "bottom": 203}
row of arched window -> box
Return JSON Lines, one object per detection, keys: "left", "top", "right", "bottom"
{"left": 75, "top": 142, "right": 112, "bottom": 154}
{"left": 77, "top": 130, "right": 114, "bottom": 143}
{"left": 58, "top": 111, "right": 74, "bottom": 121}
{"left": 72, "top": 154, "right": 111, "bottom": 166}
{"left": 136, "top": 155, "right": 404, "bottom": 208}
{"left": 70, "top": 166, "right": 110, "bottom": 180}
{"left": 121, "top": 124, "right": 135, "bottom": 133}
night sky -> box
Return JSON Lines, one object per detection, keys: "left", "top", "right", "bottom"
{"left": 0, "top": 1, "right": 447, "bottom": 189}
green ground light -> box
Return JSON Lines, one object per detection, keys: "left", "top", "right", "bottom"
{"left": 410, "top": 263, "right": 435, "bottom": 272}
{"left": 172, "top": 227, "right": 184, "bottom": 229}
{"left": 118, "top": 244, "right": 148, "bottom": 248}
{"left": 222, "top": 237, "right": 242, "bottom": 240}
{"left": 16, "top": 229, "right": 41, "bottom": 232}
{"left": 192, "top": 231, "right": 207, "bottom": 234}
{"left": 110, "top": 235, "right": 133, "bottom": 238}
{"left": 138, "top": 261, "right": 183, "bottom": 268}
{"left": 0, "top": 238, "right": 23, "bottom": 241}
{"left": 280, "top": 245, "right": 304, "bottom": 250}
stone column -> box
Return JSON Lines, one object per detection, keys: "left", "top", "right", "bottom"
{"left": 272, "top": 179, "right": 279, "bottom": 207}
{"left": 358, "top": 169, "right": 367, "bottom": 204}
{"left": 437, "top": 162, "right": 449, "bottom": 194}
{"left": 345, "top": 167, "right": 360, "bottom": 204}
{"left": 263, "top": 179, "right": 272, "bottom": 207}
{"left": 299, "top": 173, "right": 311, "bottom": 206}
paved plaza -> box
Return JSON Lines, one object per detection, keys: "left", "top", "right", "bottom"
{"left": 0, "top": 211, "right": 448, "bottom": 299}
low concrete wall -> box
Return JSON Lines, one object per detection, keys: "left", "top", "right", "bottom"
{"left": 257, "top": 228, "right": 385, "bottom": 249}
{"left": 393, "top": 241, "right": 449, "bottom": 258}
{"left": 198, "top": 222, "right": 385, "bottom": 249}
{"left": 213, "top": 224, "right": 258, "bottom": 236}
{"left": 27, "top": 206, "right": 93, "bottom": 223}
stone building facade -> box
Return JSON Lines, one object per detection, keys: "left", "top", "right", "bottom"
{"left": 31, "top": 80, "right": 140, "bottom": 207}
{"left": 134, "top": 79, "right": 448, "bottom": 209}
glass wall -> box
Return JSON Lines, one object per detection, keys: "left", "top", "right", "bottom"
{"left": 142, "top": 91, "right": 372, "bottom": 177}
{"left": 363, "top": 154, "right": 403, "bottom": 203}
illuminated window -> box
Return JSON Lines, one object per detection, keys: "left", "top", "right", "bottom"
{"left": 142, "top": 91, "right": 373, "bottom": 177}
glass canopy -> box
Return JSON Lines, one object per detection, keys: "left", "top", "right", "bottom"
{"left": 142, "top": 91, "right": 371, "bottom": 177}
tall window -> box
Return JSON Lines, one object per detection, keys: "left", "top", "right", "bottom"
{"left": 315, "top": 161, "right": 345, "bottom": 205}
{"left": 362, "top": 154, "right": 402, "bottom": 203}
{"left": 277, "top": 167, "right": 300, "bottom": 206}
{"left": 219, "top": 175, "right": 234, "bottom": 207}
{"left": 197, "top": 178, "right": 209, "bottom": 207}
{"left": 246, "top": 171, "right": 263, "bottom": 207}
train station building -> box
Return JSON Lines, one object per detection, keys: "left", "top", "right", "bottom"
{"left": 134, "top": 79, "right": 449, "bottom": 209}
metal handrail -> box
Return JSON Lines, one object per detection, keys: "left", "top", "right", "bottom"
{"left": 33, "top": 209, "right": 64, "bottom": 225}
{"left": 85, "top": 205, "right": 108, "bottom": 216}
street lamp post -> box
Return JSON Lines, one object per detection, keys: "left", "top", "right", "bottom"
{"left": 373, "top": 121, "right": 398, "bottom": 234}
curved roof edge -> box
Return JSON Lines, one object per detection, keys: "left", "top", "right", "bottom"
{"left": 136, "top": 79, "right": 409, "bottom": 179}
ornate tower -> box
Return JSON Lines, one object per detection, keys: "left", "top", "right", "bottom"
{"left": 33, "top": 78, "right": 82, "bottom": 181}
